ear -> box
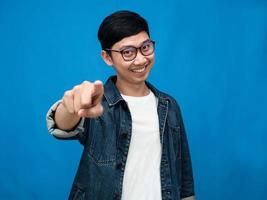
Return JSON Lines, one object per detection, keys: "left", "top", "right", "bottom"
{"left": 101, "top": 50, "right": 113, "bottom": 66}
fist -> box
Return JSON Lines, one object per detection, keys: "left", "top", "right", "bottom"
{"left": 62, "top": 80, "right": 104, "bottom": 118}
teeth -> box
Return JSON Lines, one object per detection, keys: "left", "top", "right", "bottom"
{"left": 131, "top": 67, "right": 145, "bottom": 73}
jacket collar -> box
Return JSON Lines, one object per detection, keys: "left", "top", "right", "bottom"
{"left": 103, "top": 76, "right": 171, "bottom": 106}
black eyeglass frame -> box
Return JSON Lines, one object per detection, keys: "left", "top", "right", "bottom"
{"left": 105, "top": 40, "right": 155, "bottom": 61}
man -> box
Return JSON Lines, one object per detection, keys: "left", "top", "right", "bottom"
{"left": 47, "top": 10, "right": 195, "bottom": 200}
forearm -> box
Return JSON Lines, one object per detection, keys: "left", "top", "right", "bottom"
{"left": 55, "top": 102, "right": 81, "bottom": 131}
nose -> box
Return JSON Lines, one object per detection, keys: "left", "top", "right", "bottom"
{"left": 133, "top": 50, "right": 147, "bottom": 65}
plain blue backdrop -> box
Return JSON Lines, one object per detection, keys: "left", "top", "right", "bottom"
{"left": 1, "top": 0, "right": 267, "bottom": 199}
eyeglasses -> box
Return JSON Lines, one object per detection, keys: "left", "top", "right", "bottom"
{"left": 105, "top": 39, "right": 155, "bottom": 61}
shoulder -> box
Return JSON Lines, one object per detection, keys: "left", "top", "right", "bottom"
{"left": 158, "top": 90, "right": 181, "bottom": 109}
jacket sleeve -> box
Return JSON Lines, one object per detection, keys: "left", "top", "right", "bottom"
{"left": 46, "top": 100, "right": 87, "bottom": 144}
{"left": 176, "top": 103, "right": 196, "bottom": 199}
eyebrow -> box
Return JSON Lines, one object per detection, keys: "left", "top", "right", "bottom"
{"left": 119, "top": 39, "right": 151, "bottom": 50}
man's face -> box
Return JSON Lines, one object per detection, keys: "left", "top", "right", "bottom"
{"left": 104, "top": 31, "right": 155, "bottom": 88}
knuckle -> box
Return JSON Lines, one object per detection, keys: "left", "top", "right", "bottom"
{"left": 82, "top": 80, "right": 92, "bottom": 86}
{"left": 64, "top": 90, "right": 72, "bottom": 98}
{"left": 73, "top": 85, "right": 80, "bottom": 91}
{"left": 82, "top": 81, "right": 94, "bottom": 92}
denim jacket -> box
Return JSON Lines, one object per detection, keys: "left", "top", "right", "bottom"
{"left": 47, "top": 76, "right": 195, "bottom": 200}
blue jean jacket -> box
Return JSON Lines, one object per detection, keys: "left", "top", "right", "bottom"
{"left": 52, "top": 76, "right": 195, "bottom": 200}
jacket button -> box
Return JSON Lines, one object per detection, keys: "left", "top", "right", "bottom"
{"left": 116, "top": 163, "right": 122, "bottom": 170}
{"left": 113, "top": 193, "right": 120, "bottom": 200}
{"left": 121, "top": 132, "right": 128, "bottom": 139}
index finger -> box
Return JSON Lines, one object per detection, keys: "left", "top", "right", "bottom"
{"left": 91, "top": 80, "right": 104, "bottom": 105}
{"left": 79, "top": 80, "right": 103, "bottom": 108}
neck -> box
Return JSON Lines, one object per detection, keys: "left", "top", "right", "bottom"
{"left": 116, "top": 79, "right": 150, "bottom": 97}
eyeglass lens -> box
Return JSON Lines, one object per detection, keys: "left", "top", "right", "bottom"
{"left": 122, "top": 40, "right": 154, "bottom": 61}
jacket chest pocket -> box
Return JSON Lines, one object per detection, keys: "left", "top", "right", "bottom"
{"left": 88, "top": 118, "right": 117, "bottom": 165}
{"left": 169, "top": 125, "right": 182, "bottom": 160}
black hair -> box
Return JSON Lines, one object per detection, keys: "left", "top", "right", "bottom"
{"left": 98, "top": 10, "right": 150, "bottom": 50}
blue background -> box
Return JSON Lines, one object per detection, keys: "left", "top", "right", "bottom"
{"left": 1, "top": 0, "right": 267, "bottom": 199}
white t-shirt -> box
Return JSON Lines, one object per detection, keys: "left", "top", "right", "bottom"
{"left": 121, "top": 91, "right": 162, "bottom": 200}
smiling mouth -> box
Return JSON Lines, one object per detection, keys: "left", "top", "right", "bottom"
{"left": 130, "top": 66, "right": 146, "bottom": 73}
